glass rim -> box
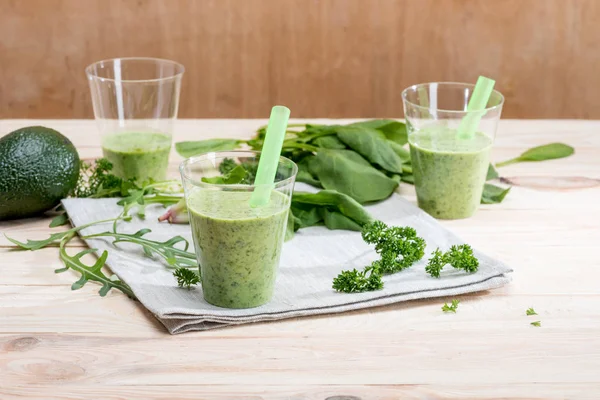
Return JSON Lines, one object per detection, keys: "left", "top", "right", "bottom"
{"left": 401, "top": 81, "right": 505, "bottom": 114}
{"left": 179, "top": 150, "right": 298, "bottom": 190}
{"left": 85, "top": 57, "right": 185, "bottom": 83}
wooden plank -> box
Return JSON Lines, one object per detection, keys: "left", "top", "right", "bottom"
{"left": 1, "top": 1, "right": 599, "bottom": 119}
{"left": 0, "top": 384, "right": 599, "bottom": 400}
{"left": 1, "top": 306, "right": 600, "bottom": 385}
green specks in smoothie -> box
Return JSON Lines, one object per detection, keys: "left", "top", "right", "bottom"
{"left": 187, "top": 190, "right": 289, "bottom": 309}
{"left": 102, "top": 132, "right": 171, "bottom": 182}
{"left": 409, "top": 128, "right": 492, "bottom": 220}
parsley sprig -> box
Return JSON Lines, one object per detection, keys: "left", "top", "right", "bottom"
{"left": 333, "top": 220, "right": 426, "bottom": 293}
{"left": 425, "top": 245, "right": 479, "bottom": 278}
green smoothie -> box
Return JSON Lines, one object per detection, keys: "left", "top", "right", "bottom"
{"left": 409, "top": 127, "right": 492, "bottom": 219}
{"left": 187, "top": 189, "right": 289, "bottom": 308}
{"left": 102, "top": 132, "right": 171, "bottom": 182}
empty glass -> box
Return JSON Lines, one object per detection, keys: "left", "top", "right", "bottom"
{"left": 86, "top": 57, "right": 184, "bottom": 182}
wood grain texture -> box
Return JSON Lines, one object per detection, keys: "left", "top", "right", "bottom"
{"left": 1, "top": 0, "right": 599, "bottom": 119}
{"left": 0, "top": 119, "right": 599, "bottom": 397}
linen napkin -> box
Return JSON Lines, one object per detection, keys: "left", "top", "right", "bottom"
{"left": 62, "top": 193, "right": 512, "bottom": 334}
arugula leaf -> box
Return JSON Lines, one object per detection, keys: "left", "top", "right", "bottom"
{"left": 526, "top": 307, "right": 538, "bottom": 316}
{"left": 173, "top": 268, "right": 200, "bottom": 289}
{"left": 531, "top": 321, "right": 541, "bottom": 327}
{"left": 336, "top": 126, "right": 404, "bottom": 174}
{"left": 442, "top": 299, "right": 460, "bottom": 313}
{"left": 481, "top": 183, "right": 511, "bottom": 204}
{"left": 496, "top": 143, "right": 574, "bottom": 167}
{"left": 175, "top": 139, "right": 243, "bottom": 158}
{"left": 49, "top": 213, "right": 69, "bottom": 228}
{"left": 312, "top": 149, "right": 398, "bottom": 204}
{"left": 58, "top": 233, "right": 135, "bottom": 298}
{"left": 84, "top": 229, "right": 197, "bottom": 269}
{"left": 6, "top": 217, "right": 120, "bottom": 251}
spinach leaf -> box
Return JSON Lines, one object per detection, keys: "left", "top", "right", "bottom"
{"left": 292, "top": 190, "right": 373, "bottom": 226}
{"left": 401, "top": 173, "right": 415, "bottom": 184}
{"left": 312, "top": 149, "right": 399, "bottom": 204}
{"left": 319, "top": 209, "right": 363, "bottom": 231}
{"left": 295, "top": 157, "right": 322, "bottom": 187}
{"left": 486, "top": 163, "right": 499, "bottom": 180}
{"left": 388, "top": 141, "right": 411, "bottom": 164}
{"left": 481, "top": 183, "right": 511, "bottom": 204}
{"left": 336, "top": 126, "right": 404, "bottom": 174}
{"left": 290, "top": 203, "right": 322, "bottom": 229}
{"left": 312, "top": 135, "right": 347, "bottom": 149}
{"left": 350, "top": 119, "right": 408, "bottom": 145}
{"left": 175, "top": 139, "right": 243, "bottom": 157}
{"left": 496, "top": 143, "right": 574, "bottom": 167}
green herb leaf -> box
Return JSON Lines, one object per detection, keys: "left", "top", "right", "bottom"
{"left": 530, "top": 321, "right": 541, "bottom": 327}
{"left": 312, "top": 149, "right": 398, "bottom": 204}
{"left": 202, "top": 165, "right": 247, "bottom": 184}
{"left": 49, "top": 213, "right": 69, "bottom": 228}
{"left": 442, "top": 299, "right": 460, "bottom": 313}
{"left": 350, "top": 119, "right": 408, "bottom": 145}
{"left": 319, "top": 209, "right": 363, "bottom": 231}
{"left": 173, "top": 268, "right": 200, "bottom": 289}
{"left": 486, "top": 163, "right": 499, "bottom": 180}
{"left": 58, "top": 233, "right": 135, "bottom": 298}
{"left": 336, "top": 126, "right": 405, "bottom": 174}
{"left": 362, "top": 221, "right": 426, "bottom": 274}
{"left": 332, "top": 266, "right": 383, "bottom": 293}
{"left": 295, "top": 156, "right": 322, "bottom": 187}
{"left": 292, "top": 190, "right": 373, "bottom": 227}
{"left": 84, "top": 229, "right": 197, "bottom": 269}
{"left": 445, "top": 244, "right": 479, "bottom": 273}
{"left": 312, "top": 135, "right": 347, "bottom": 149}
{"left": 496, "top": 143, "right": 574, "bottom": 167}
{"left": 175, "top": 139, "right": 243, "bottom": 158}
{"left": 388, "top": 141, "right": 411, "bottom": 164}
{"left": 425, "top": 248, "right": 446, "bottom": 278}
{"left": 481, "top": 183, "right": 511, "bottom": 204}
{"left": 526, "top": 307, "right": 538, "bottom": 316}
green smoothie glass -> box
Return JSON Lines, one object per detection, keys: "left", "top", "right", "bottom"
{"left": 402, "top": 82, "right": 504, "bottom": 219}
{"left": 180, "top": 151, "right": 297, "bottom": 309}
{"left": 86, "top": 58, "right": 184, "bottom": 182}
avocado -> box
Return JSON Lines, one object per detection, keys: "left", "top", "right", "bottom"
{"left": 0, "top": 126, "right": 80, "bottom": 220}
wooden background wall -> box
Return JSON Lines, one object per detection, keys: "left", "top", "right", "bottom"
{"left": 1, "top": 0, "right": 598, "bottom": 119}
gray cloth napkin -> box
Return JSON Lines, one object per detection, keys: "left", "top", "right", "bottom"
{"left": 62, "top": 193, "right": 512, "bottom": 334}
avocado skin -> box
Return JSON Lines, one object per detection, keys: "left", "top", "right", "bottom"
{"left": 0, "top": 126, "right": 80, "bottom": 220}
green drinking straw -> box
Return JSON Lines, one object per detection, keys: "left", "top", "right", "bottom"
{"left": 249, "top": 105, "right": 291, "bottom": 208}
{"left": 457, "top": 76, "right": 496, "bottom": 140}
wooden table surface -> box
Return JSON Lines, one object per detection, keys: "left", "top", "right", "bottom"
{"left": 1, "top": 119, "right": 599, "bottom": 399}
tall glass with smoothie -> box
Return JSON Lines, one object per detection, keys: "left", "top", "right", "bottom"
{"left": 402, "top": 81, "right": 504, "bottom": 219}
{"left": 86, "top": 58, "right": 184, "bottom": 182}
{"left": 180, "top": 151, "right": 297, "bottom": 309}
